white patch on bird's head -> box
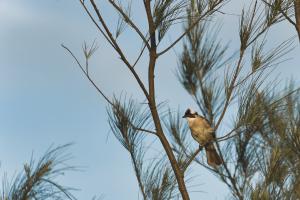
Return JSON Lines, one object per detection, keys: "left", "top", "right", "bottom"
{"left": 183, "top": 108, "right": 198, "bottom": 119}
{"left": 188, "top": 108, "right": 196, "bottom": 114}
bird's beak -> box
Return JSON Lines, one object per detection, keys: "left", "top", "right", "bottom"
{"left": 182, "top": 114, "right": 187, "bottom": 118}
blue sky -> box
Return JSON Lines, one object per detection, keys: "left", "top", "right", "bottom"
{"left": 0, "top": 1, "right": 299, "bottom": 200}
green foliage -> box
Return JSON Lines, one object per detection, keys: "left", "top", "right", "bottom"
{"left": 0, "top": 144, "right": 76, "bottom": 200}
{"left": 107, "top": 97, "right": 182, "bottom": 200}
{"left": 153, "top": 0, "right": 187, "bottom": 41}
{"left": 177, "top": 10, "right": 227, "bottom": 122}
{"left": 175, "top": 1, "right": 300, "bottom": 199}
{"left": 62, "top": 0, "right": 300, "bottom": 199}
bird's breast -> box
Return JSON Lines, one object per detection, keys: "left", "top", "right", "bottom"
{"left": 188, "top": 118, "right": 214, "bottom": 145}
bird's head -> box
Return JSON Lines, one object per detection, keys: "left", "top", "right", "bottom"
{"left": 182, "top": 108, "right": 198, "bottom": 118}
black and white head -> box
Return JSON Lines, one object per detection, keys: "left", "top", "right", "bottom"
{"left": 182, "top": 108, "right": 198, "bottom": 118}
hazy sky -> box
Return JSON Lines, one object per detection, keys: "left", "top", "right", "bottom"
{"left": 0, "top": 1, "right": 299, "bottom": 200}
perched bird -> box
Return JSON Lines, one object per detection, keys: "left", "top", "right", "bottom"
{"left": 183, "top": 108, "right": 222, "bottom": 167}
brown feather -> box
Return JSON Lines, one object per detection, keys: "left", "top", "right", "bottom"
{"left": 185, "top": 112, "right": 222, "bottom": 167}
{"left": 205, "top": 143, "right": 222, "bottom": 167}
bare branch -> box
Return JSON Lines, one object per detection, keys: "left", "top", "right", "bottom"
{"left": 133, "top": 40, "right": 149, "bottom": 68}
{"left": 107, "top": 0, "right": 150, "bottom": 50}
{"left": 86, "top": 0, "right": 150, "bottom": 99}
{"left": 61, "top": 44, "right": 114, "bottom": 106}
{"left": 132, "top": 126, "right": 156, "bottom": 135}
{"left": 182, "top": 146, "right": 202, "bottom": 172}
{"left": 144, "top": 0, "right": 190, "bottom": 199}
{"left": 294, "top": 0, "right": 300, "bottom": 40}
{"left": 79, "top": 0, "right": 116, "bottom": 50}
{"left": 215, "top": 50, "right": 245, "bottom": 130}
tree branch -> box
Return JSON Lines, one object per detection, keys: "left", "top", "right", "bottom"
{"left": 61, "top": 44, "right": 114, "bottom": 106}
{"left": 132, "top": 126, "right": 156, "bottom": 135}
{"left": 79, "top": 0, "right": 116, "bottom": 50}
{"left": 62, "top": 44, "right": 157, "bottom": 137}
{"left": 107, "top": 0, "right": 150, "bottom": 50}
{"left": 294, "top": 0, "right": 300, "bottom": 41}
{"left": 215, "top": 50, "right": 245, "bottom": 130}
{"left": 133, "top": 40, "right": 149, "bottom": 68}
{"left": 130, "top": 151, "right": 147, "bottom": 200}
{"left": 157, "top": 1, "right": 224, "bottom": 57}
{"left": 87, "top": 0, "right": 150, "bottom": 99}
{"left": 182, "top": 146, "right": 202, "bottom": 172}
{"left": 261, "top": 0, "right": 296, "bottom": 27}
{"left": 143, "top": 0, "right": 190, "bottom": 199}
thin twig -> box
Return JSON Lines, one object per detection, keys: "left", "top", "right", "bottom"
{"left": 294, "top": 0, "right": 300, "bottom": 41}
{"left": 133, "top": 40, "right": 149, "bottom": 68}
{"left": 129, "top": 151, "right": 147, "bottom": 200}
{"left": 269, "top": 87, "right": 300, "bottom": 107}
{"left": 215, "top": 127, "right": 240, "bottom": 142}
{"left": 174, "top": 146, "right": 230, "bottom": 178}
{"left": 61, "top": 44, "right": 114, "bottom": 106}
{"left": 214, "top": 87, "right": 300, "bottom": 144}
{"left": 215, "top": 49, "right": 245, "bottom": 130}
{"left": 89, "top": 0, "right": 150, "bottom": 99}
{"left": 182, "top": 146, "right": 202, "bottom": 172}
{"left": 107, "top": 0, "right": 150, "bottom": 50}
{"left": 132, "top": 126, "right": 156, "bottom": 135}
{"left": 157, "top": 1, "right": 224, "bottom": 57}
{"left": 143, "top": 0, "right": 190, "bottom": 199}
{"left": 79, "top": 0, "right": 116, "bottom": 50}
{"left": 62, "top": 44, "right": 156, "bottom": 136}
{"left": 261, "top": 0, "right": 296, "bottom": 26}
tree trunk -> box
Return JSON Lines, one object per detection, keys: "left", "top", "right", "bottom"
{"left": 295, "top": 0, "right": 300, "bottom": 41}
{"left": 148, "top": 49, "right": 190, "bottom": 200}
{"left": 143, "top": 0, "right": 190, "bottom": 199}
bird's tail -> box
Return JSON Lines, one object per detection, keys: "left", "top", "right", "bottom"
{"left": 205, "top": 143, "right": 222, "bottom": 168}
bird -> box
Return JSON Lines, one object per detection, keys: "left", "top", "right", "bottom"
{"left": 183, "top": 108, "right": 222, "bottom": 168}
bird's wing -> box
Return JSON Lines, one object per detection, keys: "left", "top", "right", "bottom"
{"left": 194, "top": 116, "right": 212, "bottom": 129}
